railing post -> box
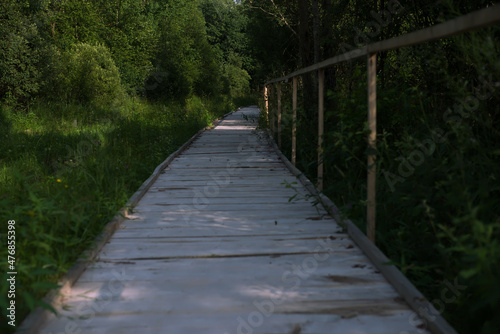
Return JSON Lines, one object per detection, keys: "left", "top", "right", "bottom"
{"left": 367, "top": 53, "right": 377, "bottom": 243}
{"left": 277, "top": 82, "right": 282, "bottom": 148}
{"left": 318, "top": 69, "right": 325, "bottom": 191}
{"left": 292, "top": 77, "right": 297, "bottom": 166}
{"left": 264, "top": 85, "right": 269, "bottom": 122}
{"left": 269, "top": 84, "right": 274, "bottom": 136}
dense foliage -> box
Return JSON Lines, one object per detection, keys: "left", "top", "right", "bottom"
{"left": 247, "top": 1, "right": 499, "bottom": 333}
{"left": 1, "top": 0, "right": 499, "bottom": 333}
{"left": 0, "top": 0, "right": 253, "bottom": 106}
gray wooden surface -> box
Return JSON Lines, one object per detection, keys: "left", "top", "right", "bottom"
{"left": 39, "top": 106, "right": 428, "bottom": 334}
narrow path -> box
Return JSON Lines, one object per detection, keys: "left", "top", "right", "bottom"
{"left": 39, "top": 107, "right": 426, "bottom": 334}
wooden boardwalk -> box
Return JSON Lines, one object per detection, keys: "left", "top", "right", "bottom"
{"left": 37, "top": 107, "right": 427, "bottom": 334}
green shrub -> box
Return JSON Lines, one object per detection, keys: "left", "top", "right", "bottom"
{"left": 223, "top": 63, "right": 251, "bottom": 97}
{"left": 185, "top": 96, "right": 214, "bottom": 128}
{"left": 0, "top": 1, "right": 41, "bottom": 105}
{"left": 47, "top": 43, "right": 125, "bottom": 106}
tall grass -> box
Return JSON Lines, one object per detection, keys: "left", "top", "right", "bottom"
{"left": 0, "top": 94, "right": 251, "bottom": 332}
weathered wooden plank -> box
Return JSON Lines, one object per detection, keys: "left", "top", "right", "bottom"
{"left": 146, "top": 183, "right": 301, "bottom": 191}
{"left": 147, "top": 184, "right": 302, "bottom": 191}
{"left": 40, "top": 312, "right": 422, "bottom": 334}
{"left": 158, "top": 172, "right": 293, "bottom": 179}
{"left": 112, "top": 228, "right": 341, "bottom": 239}
{"left": 119, "top": 220, "right": 333, "bottom": 232}
{"left": 148, "top": 184, "right": 304, "bottom": 190}
{"left": 144, "top": 190, "right": 308, "bottom": 198}
{"left": 121, "top": 214, "right": 335, "bottom": 223}
{"left": 59, "top": 293, "right": 405, "bottom": 316}
{"left": 155, "top": 175, "right": 298, "bottom": 182}
{"left": 132, "top": 204, "right": 326, "bottom": 213}
{"left": 182, "top": 147, "right": 272, "bottom": 153}
{"left": 129, "top": 210, "right": 328, "bottom": 221}
{"left": 86, "top": 251, "right": 366, "bottom": 267}
{"left": 79, "top": 253, "right": 381, "bottom": 283}
{"left": 120, "top": 219, "right": 337, "bottom": 229}
{"left": 168, "top": 157, "right": 279, "bottom": 163}
{"left": 118, "top": 217, "right": 339, "bottom": 235}
{"left": 96, "top": 238, "right": 361, "bottom": 260}
{"left": 137, "top": 196, "right": 311, "bottom": 205}
{"left": 171, "top": 156, "right": 281, "bottom": 162}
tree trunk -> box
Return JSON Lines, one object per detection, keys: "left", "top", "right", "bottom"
{"left": 116, "top": 0, "right": 120, "bottom": 26}
{"left": 378, "top": 0, "right": 386, "bottom": 86}
{"left": 312, "top": 0, "right": 320, "bottom": 65}
{"left": 321, "top": 0, "right": 336, "bottom": 92}
{"left": 298, "top": 0, "right": 315, "bottom": 114}
{"left": 74, "top": 17, "right": 78, "bottom": 40}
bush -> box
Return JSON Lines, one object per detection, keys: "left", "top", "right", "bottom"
{"left": 149, "top": 0, "right": 222, "bottom": 101}
{"left": 0, "top": 1, "right": 41, "bottom": 105}
{"left": 185, "top": 96, "right": 214, "bottom": 128}
{"left": 47, "top": 43, "right": 126, "bottom": 106}
{"left": 223, "top": 63, "right": 251, "bottom": 97}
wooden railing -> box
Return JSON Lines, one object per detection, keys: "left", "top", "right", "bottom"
{"left": 263, "top": 5, "right": 500, "bottom": 243}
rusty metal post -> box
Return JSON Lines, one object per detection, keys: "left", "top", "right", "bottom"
{"left": 367, "top": 53, "right": 377, "bottom": 243}
{"left": 318, "top": 69, "right": 325, "bottom": 191}
{"left": 292, "top": 77, "right": 298, "bottom": 166}
{"left": 269, "top": 84, "right": 274, "bottom": 136}
{"left": 277, "top": 82, "right": 282, "bottom": 148}
{"left": 264, "top": 85, "right": 269, "bottom": 122}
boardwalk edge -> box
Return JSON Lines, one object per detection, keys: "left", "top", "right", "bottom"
{"left": 264, "top": 128, "right": 457, "bottom": 334}
{"left": 16, "top": 109, "right": 237, "bottom": 334}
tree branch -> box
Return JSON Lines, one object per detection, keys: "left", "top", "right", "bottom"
{"left": 244, "top": 2, "right": 297, "bottom": 36}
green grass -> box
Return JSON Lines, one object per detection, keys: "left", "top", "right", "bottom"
{"left": 0, "top": 94, "right": 253, "bottom": 332}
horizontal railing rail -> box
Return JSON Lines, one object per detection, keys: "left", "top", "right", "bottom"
{"left": 263, "top": 4, "right": 500, "bottom": 246}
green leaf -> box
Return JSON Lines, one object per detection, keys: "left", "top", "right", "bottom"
{"left": 22, "top": 291, "right": 35, "bottom": 311}
{"left": 31, "top": 281, "right": 61, "bottom": 291}
{"left": 460, "top": 267, "right": 479, "bottom": 279}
